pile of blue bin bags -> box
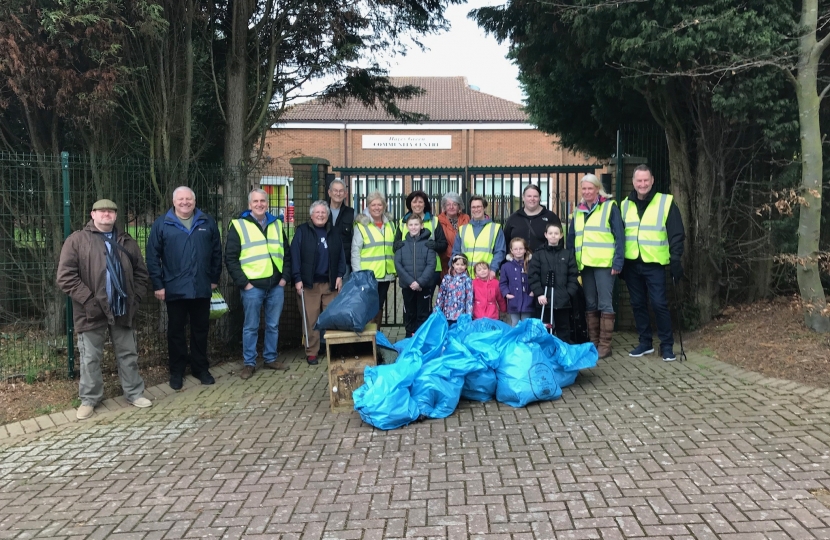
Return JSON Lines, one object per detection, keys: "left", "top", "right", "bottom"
{"left": 353, "top": 311, "right": 598, "bottom": 430}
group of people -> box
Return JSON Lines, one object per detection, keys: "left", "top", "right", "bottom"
{"left": 55, "top": 164, "right": 684, "bottom": 420}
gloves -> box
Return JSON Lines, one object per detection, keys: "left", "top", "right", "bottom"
{"left": 670, "top": 260, "right": 684, "bottom": 282}
{"left": 425, "top": 240, "right": 436, "bottom": 250}
{"left": 393, "top": 240, "right": 405, "bottom": 252}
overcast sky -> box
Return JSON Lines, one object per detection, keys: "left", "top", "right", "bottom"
{"left": 386, "top": 0, "right": 525, "bottom": 104}
{"left": 293, "top": 0, "right": 525, "bottom": 106}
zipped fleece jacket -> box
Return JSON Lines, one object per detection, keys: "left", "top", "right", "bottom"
{"left": 503, "top": 206, "right": 562, "bottom": 253}
{"left": 57, "top": 221, "right": 149, "bottom": 334}
{"left": 393, "top": 228, "right": 437, "bottom": 289}
{"left": 225, "top": 210, "right": 291, "bottom": 290}
{"left": 528, "top": 244, "right": 579, "bottom": 310}
{"left": 146, "top": 208, "right": 223, "bottom": 301}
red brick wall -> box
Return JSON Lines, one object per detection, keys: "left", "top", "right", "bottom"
{"left": 264, "top": 127, "right": 594, "bottom": 170}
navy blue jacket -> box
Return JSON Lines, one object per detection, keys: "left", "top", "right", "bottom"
{"left": 146, "top": 208, "right": 223, "bottom": 301}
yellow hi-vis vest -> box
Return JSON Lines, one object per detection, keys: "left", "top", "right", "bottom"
{"left": 621, "top": 194, "right": 672, "bottom": 264}
{"left": 358, "top": 222, "right": 396, "bottom": 278}
{"left": 230, "top": 218, "right": 285, "bottom": 279}
{"left": 573, "top": 200, "right": 616, "bottom": 271}
{"left": 400, "top": 214, "right": 441, "bottom": 272}
{"left": 458, "top": 222, "right": 501, "bottom": 277}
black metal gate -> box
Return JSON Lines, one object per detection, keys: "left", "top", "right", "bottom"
{"left": 333, "top": 165, "right": 599, "bottom": 326}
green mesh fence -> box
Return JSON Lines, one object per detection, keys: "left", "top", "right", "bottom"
{"left": 0, "top": 152, "right": 299, "bottom": 381}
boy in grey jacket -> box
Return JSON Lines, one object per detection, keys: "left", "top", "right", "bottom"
{"left": 394, "top": 215, "right": 437, "bottom": 337}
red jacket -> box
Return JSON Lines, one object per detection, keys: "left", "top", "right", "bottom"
{"left": 472, "top": 277, "right": 506, "bottom": 320}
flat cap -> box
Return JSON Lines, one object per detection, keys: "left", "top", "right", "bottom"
{"left": 92, "top": 199, "right": 118, "bottom": 211}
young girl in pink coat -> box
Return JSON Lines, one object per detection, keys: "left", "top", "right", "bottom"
{"left": 472, "top": 261, "right": 506, "bottom": 320}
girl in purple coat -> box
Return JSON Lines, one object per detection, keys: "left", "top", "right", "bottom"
{"left": 500, "top": 237, "right": 534, "bottom": 326}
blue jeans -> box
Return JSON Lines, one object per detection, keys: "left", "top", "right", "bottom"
{"left": 240, "top": 285, "right": 285, "bottom": 366}
{"left": 623, "top": 261, "right": 673, "bottom": 349}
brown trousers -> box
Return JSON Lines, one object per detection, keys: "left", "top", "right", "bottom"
{"left": 298, "top": 282, "right": 339, "bottom": 357}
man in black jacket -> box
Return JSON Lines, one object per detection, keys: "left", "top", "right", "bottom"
{"left": 621, "top": 165, "right": 685, "bottom": 362}
{"left": 327, "top": 179, "right": 355, "bottom": 271}
{"left": 225, "top": 189, "right": 292, "bottom": 379}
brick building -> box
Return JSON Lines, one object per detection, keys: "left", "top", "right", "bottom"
{"left": 265, "top": 76, "right": 594, "bottom": 195}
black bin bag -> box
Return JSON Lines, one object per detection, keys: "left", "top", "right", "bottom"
{"left": 315, "top": 270, "right": 380, "bottom": 332}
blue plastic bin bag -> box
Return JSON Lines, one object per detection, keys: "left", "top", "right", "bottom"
{"left": 461, "top": 318, "right": 512, "bottom": 369}
{"left": 411, "top": 359, "right": 463, "bottom": 419}
{"left": 315, "top": 270, "right": 379, "bottom": 331}
{"left": 436, "top": 335, "right": 497, "bottom": 402}
{"left": 375, "top": 331, "right": 396, "bottom": 351}
{"left": 407, "top": 310, "right": 448, "bottom": 362}
{"left": 354, "top": 354, "right": 422, "bottom": 430}
{"left": 461, "top": 368, "right": 497, "bottom": 402}
{"left": 496, "top": 320, "right": 563, "bottom": 407}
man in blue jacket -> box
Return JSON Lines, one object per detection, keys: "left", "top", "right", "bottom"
{"left": 147, "top": 186, "right": 222, "bottom": 390}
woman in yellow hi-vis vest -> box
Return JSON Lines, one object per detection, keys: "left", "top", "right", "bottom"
{"left": 393, "top": 190, "right": 448, "bottom": 298}
{"left": 566, "top": 174, "right": 625, "bottom": 359}
{"left": 352, "top": 191, "right": 397, "bottom": 329}
{"left": 450, "top": 196, "right": 506, "bottom": 280}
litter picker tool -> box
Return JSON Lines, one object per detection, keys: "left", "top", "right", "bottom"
{"left": 539, "top": 270, "right": 555, "bottom": 335}
{"left": 672, "top": 276, "right": 688, "bottom": 362}
{"left": 300, "top": 288, "right": 310, "bottom": 347}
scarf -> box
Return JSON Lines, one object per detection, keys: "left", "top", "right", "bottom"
{"left": 99, "top": 230, "right": 129, "bottom": 317}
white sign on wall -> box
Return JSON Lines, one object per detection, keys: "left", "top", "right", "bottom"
{"left": 362, "top": 135, "right": 452, "bottom": 150}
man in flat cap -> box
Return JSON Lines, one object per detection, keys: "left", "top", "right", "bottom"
{"left": 57, "top": 199, "right": 153, "bottom": 420}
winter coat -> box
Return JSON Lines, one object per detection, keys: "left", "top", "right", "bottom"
{"left": 437, "top": 211, "right": 470, "bottom": 280}
{"left": 503, "top": 206, "right": 562, "bottom": 253}
{"left": 394, "top": 228, "right": 437, "bottom": 289}
{"left": 328, "top": 204, "right": 355, "bottom": 268}
{"left": 146, "top": 208, "right": 222, "bottom": 301}
{"left": 499, "top": 256, "right": 534, "bottom": 314}
{"left": 528, "top": 244, "right": 579, "bottom": 310}
{"left": 436, "top": 273, "right": 473, "bottom": 321}
{"left": 57, "top": 221, "right": 149, "bottom": 334}
{"left": 351, "top": 209, "right": 397, "bottom": 282}
{"left": 473, "top": 277, "right": 506, "bottom": 320}
{"left": 289, "top": 221, "right": 346, "bottom": 290}
{"left": 225, "top": 210, "right": 291, "bottom": 290}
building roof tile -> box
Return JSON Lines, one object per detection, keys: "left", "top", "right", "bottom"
{"left": 279, "top": 76, "right": 527, "bottom": 123}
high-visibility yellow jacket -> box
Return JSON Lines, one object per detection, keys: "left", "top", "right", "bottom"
{"left": 458, "top": 221, "right": 501, "bottom": 277}
{"left": 621, "top": 194, "right": 672, "bottom": 264}
{"left": 573, "top": 200, "right": 616, "bottom": 271}
{"left": 357, "top": 221, "right": 397, "bottom": 278}
{"left": 400, "top": 214, "right": 441, "bottom": 272}
{"left": 230, "top": 218, "right": 284, "bottom": 279}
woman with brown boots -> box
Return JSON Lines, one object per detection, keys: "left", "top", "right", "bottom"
{"left": 567, "top": 174, "right": 625, "bottom": 358}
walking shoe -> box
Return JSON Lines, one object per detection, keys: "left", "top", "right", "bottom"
{"left": 662, "top": 348, "right": 677, "bottom": 362}
{"left": 629, "top": 343, "right": 655, "bottom": 357}
{"left": 240, "top": 365, "right": 255, "bottom": 379}
{"left": 264, "top": 361, "right": 289, "bottom": 371}
{"left": 197, "top": 371, "right": 215, "bottom": 385}
{"left": 76, "top": 405, "right": 94, "bottom": 420}
{"left": 131, "top": 397, "right": 152, "bottom": 408}
{"left": 170, "top": 373, "right": 183, "bottom": 390}
{"left": 307, "top": 356, "right": 318, "bottom": 365}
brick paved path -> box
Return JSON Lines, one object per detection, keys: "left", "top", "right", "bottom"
{"left": 1, "top": 333, "right": 830, "bottom": 539}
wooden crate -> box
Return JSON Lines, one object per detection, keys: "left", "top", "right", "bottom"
{"left": 326, "top": 323, "right": 377, "bottom": 412}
